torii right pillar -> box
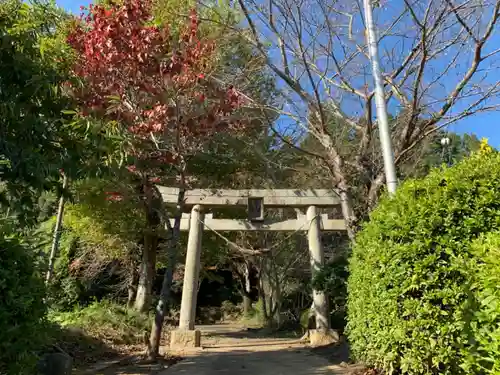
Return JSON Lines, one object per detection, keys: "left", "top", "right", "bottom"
{"left": 306, "top": 205, "right": 340, "bottom": 346}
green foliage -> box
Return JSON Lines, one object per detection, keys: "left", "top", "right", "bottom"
{"left": 400, "top": 131, "right": 482, "bottom": 179}
{"left": 0, "top": 0, "right": 120, "bottom": 226}
{"left": 220, "top": 300, "right": 241, "bottom": 318}
{"left": 0, "top": 0, "right": 68, "bottom": 223}
{"left": 347, "top": 149, "right": 500, "bottom": 374}
{"left": 43, "top": 179, "right": 144, "bottom": 310}
{"left": 462, "top": 232, "right": 500, "bottom": 374}
{"left": 44, "top": 228, "right": 83, "bottom": 310}
{"left": 300, "top": 308, "right": 311, "bottom": 331}
{"left": 0, "top": 0, "right": 68, "bottom": 179}
{"left": 237, "top": 298, "right": 268, "bottom": 328}
{"left": 49, "top": 300, "right": 152, "bottom": 346}
{"left": 67, "top": 178, "right": 144, "bottom": 251}
{"left": 152, "top": 0, "right": 239, "bottom": 39}
{"left": 0, "top": 217, "right": 49, "bottom": 375}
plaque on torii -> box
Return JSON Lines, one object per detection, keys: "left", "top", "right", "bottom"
{"left": 247, "top": 197, "right": 264, "bottom": 222}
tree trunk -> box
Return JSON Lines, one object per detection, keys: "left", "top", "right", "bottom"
{"left": 270, "top": 260, "right": 282, "bottom": 328}
{"left": 255, "top": 261, "right": 269, "bottom": 326}
{"left": 243, "top": 295, "right": 252, "bottom": 316}
{"left": 134, "top": 234, "right": 158, "bottom": 313}
{"left": 127, "top": 266, "right": 139, "bottom": 308}
{"left": 243, "top": 261, "right": 252, "bottom": 316}
{"left": 147, "top": 189, "right": 185, "bottom": 360}
{"left": 259, "top": 256, "right": 279, "bottom": 328}
{"left": 46, "top": 174, "right": 68, "bottom": 284}
{"left": 367, "top": 172, "right": 386, "bottom": 210}
{"left": 338, "top": 183, "right": 357, "bottom": 241}
{"left": 135, "top": 179, "right": 162, "bottom": 313}
{"left": 325, "top": 151, "right": 358, "bottom": 241}
{"left": 319, "top": 135, "right": 358, "bottom": 241}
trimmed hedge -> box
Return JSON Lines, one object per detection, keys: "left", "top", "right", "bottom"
{"left": 347, "top": 145, "right": 500, "bottom": 374}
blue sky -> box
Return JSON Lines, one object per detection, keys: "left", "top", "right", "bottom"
{"left": 57, "top": 0, "right": 81, "bottom": 14}
{"left": 56, "top": 0, "right": 500, "bottom": 147}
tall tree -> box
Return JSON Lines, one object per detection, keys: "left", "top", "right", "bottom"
{"left": 67, "top": 0, "right": 242, "bottom": 312}
{"left": 66, "top": 0, "right": 252, "bottom": 357}
{"left": 235, "top": 0, "right": 500, "bottom": 236}
{"left": 0, "top": 0, "right": 120, "bottom": 231}
{"left": 291, "top": 110, "right": 484, "bottom": 219}
{"left": 0, "top": 1, "right": 71, "bottom": 224}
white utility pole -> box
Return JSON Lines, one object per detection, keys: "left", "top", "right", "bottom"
{"left": 363, "top": 0, "right": 398, "bottom": 195}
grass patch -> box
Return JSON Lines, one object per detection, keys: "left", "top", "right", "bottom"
{"left": 49, "top": 300, "right": 151, "bottom": 346}
{"left": 48, "top": 300, "right": 153, "bottom": 366}
{"left": 238, "top": 311, "right": 263, "bottom": 328}
{"left": 238, "top": 301, "right": 262, "bottom": 328}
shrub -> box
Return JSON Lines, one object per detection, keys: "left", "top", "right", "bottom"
{"left": 0, "top": 219, "right": 49, "bottom": 375}
{"left": 41, "top": 192, "right": 141, "bottom": 311}
{"left": 239, "top": 298, "right": 266, "bottom": 327}
{"left": 347, "top": 145, "right": 500, "bottom": 374}
{"left": 45, "top": 230, "right": 84, "bottom": 310}
{"left": 300, "top": 308, "right": 312, "bottom": 331}
{"left": 221, "top": 300, "right": 241, "bottom": 319}
{"left": 463, "top": 232, "right": 500, "bottom": 374}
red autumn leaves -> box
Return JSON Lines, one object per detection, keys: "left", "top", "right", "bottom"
{"left": 67, "top": 0, "right": 243, "bottom": 145}
{"left": 67, "top": 0, "right": 244, "bottom": 201}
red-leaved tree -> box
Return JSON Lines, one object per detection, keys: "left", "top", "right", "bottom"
{"left": 67, "top": 0, "right": 243, "bottom": 357}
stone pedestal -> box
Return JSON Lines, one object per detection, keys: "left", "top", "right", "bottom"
{"left": 170, "top": 329, "right": 202, "bottom": 348}
{"left": 308, "top": 329, "right": 340, "bottom": 348}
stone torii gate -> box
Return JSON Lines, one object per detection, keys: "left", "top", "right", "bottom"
{"left": 158, "top": 187, "right": 347, "bottom": 348}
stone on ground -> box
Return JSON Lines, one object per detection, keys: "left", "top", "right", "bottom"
{"left": 37, "top": 352, "right": 73, "bottom": 375}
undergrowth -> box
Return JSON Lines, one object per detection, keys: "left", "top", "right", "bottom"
{"left": 238, "top": 299, "right": 263, "bottom": 328}
{"left": 49, "top": 300, "right": 151, "bottom": 345}
{"left": 48, "top": 300, "right": 153, "bottom": 365}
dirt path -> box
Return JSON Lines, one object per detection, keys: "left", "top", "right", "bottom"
{"left": 159, "top": 324, "right": 358, "bottom": 375}
{"left": 85, "top": 324, "right": 362, "bottom": 375}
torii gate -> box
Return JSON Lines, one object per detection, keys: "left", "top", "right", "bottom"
{"left": 159, "top": 187, "right": 347, "bottom": 348}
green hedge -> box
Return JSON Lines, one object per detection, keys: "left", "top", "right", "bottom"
{"left": 464, "top": 232, "right": 500, "bottom": 374}
{"left": 347, "top": 145, "right": 500, "bottom": 374}
{"left": 0, "top": 221, "right": 48, "bottom": 375}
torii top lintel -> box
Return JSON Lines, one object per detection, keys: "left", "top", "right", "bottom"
{"left": 158, "top": 187, "right": 341, "bottom": 208}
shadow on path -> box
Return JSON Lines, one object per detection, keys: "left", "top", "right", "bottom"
{"left": 202, "top": 328, "right": 301, "bottom": 341}
{"left": 160, "top": 325, "right": 363, "bottom": 375}
{"left": 163, "top": 346, "right": 357, "bottom": 375}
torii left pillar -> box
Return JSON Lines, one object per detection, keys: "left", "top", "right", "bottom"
{"left": 170, "top": 205, "right": 204, "bottom": 348}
